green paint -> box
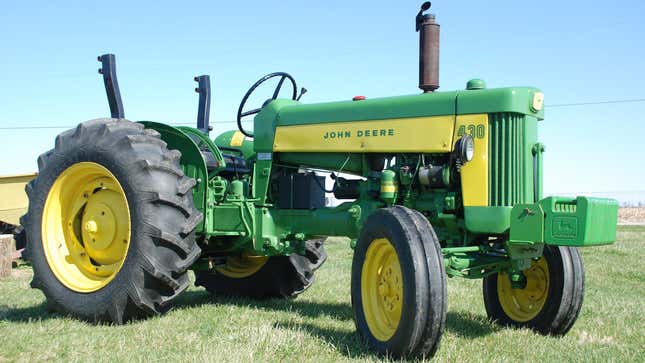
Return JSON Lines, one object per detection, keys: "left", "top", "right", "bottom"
{"left": 464, "top": 206, "right": 512, "bottom": 234}
{"left": 488, "top": 113, "right": 538, "bottom": 207}
{"left": 540, "top": 196, "right": 619, "bottom": 246}
{"left": 276, "top": 92, "right": 458, "bottom": 126}
{"left": 214, "top": 130, "right": 255, "bottom": 160}
{"left": 509, "top": 204, "right": 545, "bottom": 244}
{"left": 137, "top": 81, "right": 614, "bottom": 281}
{"left": 177, "top": 126, "right": 226, "bottom": 175}
{"left": 457, "top": 87, "right": 544, "bottom": 120}
{"left": 380, "top": 169, "right": 397, "bottom": 204}
{"left": 466, "top": 79, "right": 486, "bottom": 90}
{"left": 442, "top": 246, "right": 510, "bottom": 279}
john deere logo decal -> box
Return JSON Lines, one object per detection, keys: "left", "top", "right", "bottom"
{"left": 323, "top": 128, "right": 395, "bottom": 140}
{"left": 552, "top": 217, "right": 578, "bottom": 239}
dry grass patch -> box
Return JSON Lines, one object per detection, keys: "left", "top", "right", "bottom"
{"left": 619, "top": 207, "right": 645, "bottom": 224}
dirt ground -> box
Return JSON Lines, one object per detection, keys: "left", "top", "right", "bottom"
{"left": 619, "top": 207, "right": 645, "bottom": 224}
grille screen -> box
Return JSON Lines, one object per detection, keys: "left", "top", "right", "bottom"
{"left": 488, "top": 113, "right": 529, "bottom": 206}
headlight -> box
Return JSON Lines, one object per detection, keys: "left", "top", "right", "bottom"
{"left": 456, "top": 135, "right": 474, "bottom": 163}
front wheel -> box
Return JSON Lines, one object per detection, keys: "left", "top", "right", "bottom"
{"left": 351, "top": 206, "right": 447, "bottom": 359}
{"left": 482, "top": 245, "right": 585, "bottom": 335}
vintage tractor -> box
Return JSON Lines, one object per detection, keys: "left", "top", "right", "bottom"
{"left": 21, "top": 3, "right": 618, "bottom": 358}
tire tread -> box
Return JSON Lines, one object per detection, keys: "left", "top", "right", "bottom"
{"left": 24, "top": 118, "right": 201, "bottom": 323}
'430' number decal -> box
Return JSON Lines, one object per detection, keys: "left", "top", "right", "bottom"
{"left": 457, "top": 124, "right": 485, "bottom": 139}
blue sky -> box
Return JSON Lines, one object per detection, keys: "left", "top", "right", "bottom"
{"left": 1, "top": 0, "right": 643, "bottom": 200}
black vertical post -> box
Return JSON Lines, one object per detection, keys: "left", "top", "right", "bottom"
{"left": 98, "top": 54, "right": 125, "bottom": 119}
{"left": 195, "top": 75, "right": 211, "bottom": 134}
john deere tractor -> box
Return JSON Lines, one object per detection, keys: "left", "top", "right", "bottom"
{"left": 22, "top": 3, "right": 618, "bottom": 358}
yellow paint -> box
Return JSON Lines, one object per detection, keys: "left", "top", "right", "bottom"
{"left": 497, "top": 257, "right": 550, "bottom": 322}
{"left": 453, "top": 114, "right": 489, "bottom": 206}
{"left": 230, "top": 131, "right": 246, "bottom": 147}
{"left": 41, "top": 162, "right": 131, "bottom": 293}
{"left": 380, "top": 185, "right": 396, "bottom": 193}
{"left": 361, "top": 238, "right": 403, "bottom": 341}
{"left": 0, "top": 173, "right": 36, "bottom": 225}
{"left": 273, "top": 116, "right": 455, "bottom": 153}
{"left": 216, "top": 254, "right": 269, "bottom": 278}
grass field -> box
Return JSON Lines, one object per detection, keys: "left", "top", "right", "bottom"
{"left": 1, "top": 226, "right": 643, "bottom": 362}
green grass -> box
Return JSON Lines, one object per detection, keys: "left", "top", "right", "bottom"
{"left": 1, "top": 226, "right": 644, "bottom": 362}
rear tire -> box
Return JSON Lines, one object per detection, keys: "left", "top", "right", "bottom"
{"left": 22, "top": 119, "right": 202, "bottom": 323}
{"left": 351, "top": 206, "right": 447, "bottom": 359}
{"left": 482, "top": 245, "right": 585, "bottom": 335}
{"left": 195, "top": 238, "right": 327, "bottom": 298}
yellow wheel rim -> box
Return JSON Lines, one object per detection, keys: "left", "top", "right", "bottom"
{"left": 497, "top": 257, "right": 550, "bottom": 322}
{"left": 361, "top": 238, "right": 403, "bottom": 341}
{"left": 216, "top": 254, "right": 268, "bottom": 278}
{"left": 42, "top": 162, "right": 131, "bottom": 293}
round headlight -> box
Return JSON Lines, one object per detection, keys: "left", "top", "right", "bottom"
{"left": 458, "top": 135, "right": 475, "bottom": 162}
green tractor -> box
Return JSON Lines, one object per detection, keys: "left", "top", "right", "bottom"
{"left": 22, "top": 3, "right": 617, "bottom": 358}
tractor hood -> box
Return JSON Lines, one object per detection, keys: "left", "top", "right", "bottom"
{"left": 253, "top": 86, "right": 544, "bottom": 152}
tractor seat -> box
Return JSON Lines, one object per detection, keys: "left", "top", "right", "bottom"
{"left": 202, "top": 150, "right": 251, "bottom": 175}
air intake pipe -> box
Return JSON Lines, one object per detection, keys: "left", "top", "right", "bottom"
{"left": 416, "top": 2, "right": 440, "bottom": 92}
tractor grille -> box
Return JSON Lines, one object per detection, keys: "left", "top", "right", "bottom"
{"left": 488, "top": 113, "right": 529, "bottom": 206}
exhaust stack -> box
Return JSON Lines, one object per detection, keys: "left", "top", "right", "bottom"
{"left": 416, "top": 2, "right": 440, "bottom": 93}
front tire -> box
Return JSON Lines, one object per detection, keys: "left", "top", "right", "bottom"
{"left": 22, "top": 119, "right": 202, "bottom": 323}
{"left": 483, "top": 245, "right": 585, "bottom": 335}
{"left": 351, "top": 206, "right": 447, "bottom": 359}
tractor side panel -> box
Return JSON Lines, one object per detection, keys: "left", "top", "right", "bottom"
{"left": 273, "top": 116, "right": 455, "bottom": 153}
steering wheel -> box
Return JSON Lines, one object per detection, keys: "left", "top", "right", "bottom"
{"left": 237, "top": 72, "right": 297, "bottom": 137}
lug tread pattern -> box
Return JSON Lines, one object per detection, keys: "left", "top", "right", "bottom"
{"left": 22, "top": 118, "right": 202, "bottom": 324}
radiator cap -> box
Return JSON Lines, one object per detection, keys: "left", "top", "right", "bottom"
{"left": 466, "top": 79, "right": 486, "bottom": 90}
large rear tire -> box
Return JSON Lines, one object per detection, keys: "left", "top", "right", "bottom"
{"left": 351, "top": 206, "right": 447, "bottom": 359}
{"left": 195, "top": 238, "right": 327, "bottom": 298}
{"left": 482, "top": 245, "right": 585, "bottom": 335}
{"left": 22, "top": 119, "right": 202, "bottom": 323}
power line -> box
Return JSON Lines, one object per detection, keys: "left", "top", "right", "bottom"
{"left": 548, "top": 98, "right": 645, "bottom": 108}
{"left": 1, "top": 97, "right": 644, "bottom": 130}
{"left": 550, "top": 190, "right": 645, "bottom": 194}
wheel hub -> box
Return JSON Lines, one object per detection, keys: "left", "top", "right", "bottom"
{"left": 80, "top": 190, "right": 128, "bottom": 265}
{"left": 497, "top": 257, "right": 550, "bottom": 322}
{"left": 41, "top": 162, "right": 131, "bottom": 293}
{"left": 378, "top": 265, "right": 401, "bottom": 312}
